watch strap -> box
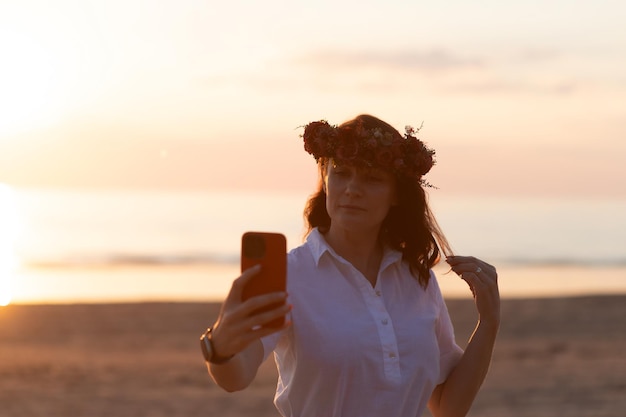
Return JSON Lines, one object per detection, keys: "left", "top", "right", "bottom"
{"left": 200, "top": 327, "right": 234, "bottom": 365}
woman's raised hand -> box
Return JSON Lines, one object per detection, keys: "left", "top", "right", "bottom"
{"left": 446, "top": 256, "right": 500, "bottom": 328}
{"left": 210, "top": 265, "right": 291, "bottom": 359}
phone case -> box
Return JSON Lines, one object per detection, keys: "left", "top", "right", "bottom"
{"left": 241, "top": 232, "right": 287, "bottom": 327}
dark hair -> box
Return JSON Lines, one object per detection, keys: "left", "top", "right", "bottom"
{"left": 303, "top": 114, "right": 452, "bottom": 287}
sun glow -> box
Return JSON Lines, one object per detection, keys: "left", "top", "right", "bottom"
{"left": 0, "top": 26, "right": 67, "bottom": 136}
{"left": 0, "top": 4, "right": 115, "bottom": 138}
{"left": 0, "top": 184, "right": 20, "bottom": 306}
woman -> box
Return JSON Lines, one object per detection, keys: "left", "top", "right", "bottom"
{"left": 201, "top": 114, "right": 500, "bottom": 417}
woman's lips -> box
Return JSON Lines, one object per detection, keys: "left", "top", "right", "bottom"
{"left": 339, "top": 204, "right": 366, "bottom": 211}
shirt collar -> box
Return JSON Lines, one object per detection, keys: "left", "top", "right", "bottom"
{"left": 307, "top": 228, "right": 403, "bottom": 269}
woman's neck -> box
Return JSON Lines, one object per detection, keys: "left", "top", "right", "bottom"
{"left": 324, "top": 226, "right": 383, "bottom": 286}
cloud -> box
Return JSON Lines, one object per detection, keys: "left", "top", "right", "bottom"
{"left": 293, "top": 47, "right": 587, "bottom": 97}
{"left": 196, "top": 46, "right": 604, "bottom": 98}
{"left": 293, "top": 48, "right": 485, "bottom": 73}
{"left": 195, "top": 47, "right": 486, "bottom": 96}
{"left": 444, "top": 79, "right": 580, "bottom": 96}
{"left": 516, "top": 47, "right": 562, "bottom": 63}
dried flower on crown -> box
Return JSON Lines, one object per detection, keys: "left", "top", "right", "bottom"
{"left": 301, "top": 119, "right": 436, "bottom": 184}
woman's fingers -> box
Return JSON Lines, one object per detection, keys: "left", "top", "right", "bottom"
{"left": 223, "top": 265, "right": 290, "bottom": 325}
{"left": 240, "top": 302, "right": 293, "bottom": 334}
{"left": 213, "top": 299, "right": 291, "bottom": 358}
{"left": 446, "top": 255, "right": 498, "bottom": 291}
{"left": 225, "top": 264, "right": 262, "bottom": 306}
{"left": 222, "top": 291, "right": 289, "bottom": 325}
{"left": 210, "top": 267, "right": 291, "bottom": 358}
{"left": 446, "top": 255, "right": 501, "bottom": 326}
{"left": 240, "top": 291, "right": 289, "bottom": 315}
{"left": 446, "top": 256, "right": 496, "bottom": 277}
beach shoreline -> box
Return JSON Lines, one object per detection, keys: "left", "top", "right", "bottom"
{"left": 1, "top": 295, "right": 624, "bottom": 417}
{"left": 8, "top": 262, "right": 626, "bottom": 305}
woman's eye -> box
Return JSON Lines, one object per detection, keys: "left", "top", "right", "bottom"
{"left": 365, "top": 171, "right": 385, "bottom": 181}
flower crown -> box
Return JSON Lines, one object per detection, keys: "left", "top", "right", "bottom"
{"left": 301, "top": 119, "right": 436, "bottom": 182}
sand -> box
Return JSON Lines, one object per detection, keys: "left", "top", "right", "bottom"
{"left": 0, "top": 295, "right": 624, "bottom": 417}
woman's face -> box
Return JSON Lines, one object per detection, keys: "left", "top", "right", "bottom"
{"left": 324, "top": 161, "right": 398, "bottom": 235}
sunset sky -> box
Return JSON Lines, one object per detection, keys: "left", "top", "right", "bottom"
{"left": 1, "top": 0, "right": 625, "bottom": 197}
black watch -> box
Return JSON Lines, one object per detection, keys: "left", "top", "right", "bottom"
{"left": 200, "top": 327, "right": 234, "bottom": 364}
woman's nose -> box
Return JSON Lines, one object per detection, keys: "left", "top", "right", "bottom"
{"left": 344, "top": 174, "right": 363, "bottom": 196}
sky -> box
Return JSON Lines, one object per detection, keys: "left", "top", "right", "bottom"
{"left": 1, "top": 0, "right": 625, "bottom": 197}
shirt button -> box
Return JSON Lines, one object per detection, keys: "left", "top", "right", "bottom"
{"left": 375, "top": 290, "right": 382, "bottom": 296}
{"left": 389, "top": 352, "right": 396, "bottom": 359}
{"left": 381, "top": 318, "right": 388, "bottom": 325}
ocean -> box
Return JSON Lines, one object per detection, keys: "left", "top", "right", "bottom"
{"left": 2, "top": 187, "right": 626, "bottom": 304}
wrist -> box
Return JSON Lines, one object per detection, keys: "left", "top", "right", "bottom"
{"left": 200, "top": 327, "right": 235, "bottom": 365}
{"left": 477, "top": 317, "right": 500, "bottom": 335}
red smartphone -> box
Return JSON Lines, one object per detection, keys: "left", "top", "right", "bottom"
{"left": 241, "top": 232, "right": 287, "bottom": 327}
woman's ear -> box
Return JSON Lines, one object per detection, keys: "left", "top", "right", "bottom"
{"left": 318, "top": 160, "right": 328, "bottom": 195}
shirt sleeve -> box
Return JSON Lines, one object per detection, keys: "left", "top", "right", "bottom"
{"left": 260, "top": 330, "right": 283, "bottom": 361}
{"left": 431, "top": 271, "right": 464, "bottom": 385}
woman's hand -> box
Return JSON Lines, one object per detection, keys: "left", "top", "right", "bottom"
{"left": 429, "top": 256, "right": 500, "bottom": 416}
{"left": 446, "top": 256, "right": 500, "bottom": 328}
{"left": 210, "top": 265, "right": 291, "bottom": 359}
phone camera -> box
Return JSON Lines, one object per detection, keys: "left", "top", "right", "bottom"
{"left": 243, "top": 234, "right": 266, "bottom": 259}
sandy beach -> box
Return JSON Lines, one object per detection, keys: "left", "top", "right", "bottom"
{"left": 1, "top": 295, "right": 624, "bottom": 417}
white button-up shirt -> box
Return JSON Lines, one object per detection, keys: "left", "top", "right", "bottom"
{"left": 262, "top": 228, "right": 463, "bottom": 417}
